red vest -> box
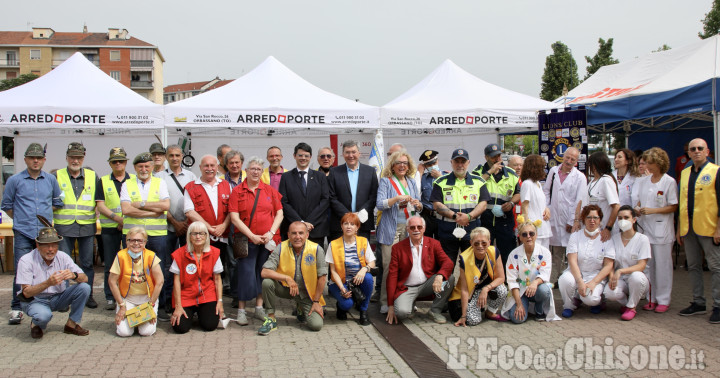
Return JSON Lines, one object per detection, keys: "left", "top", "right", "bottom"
{"left": 185, "top": 180, "right": 231, "bottom": 237}
{"left": 171, "top": 246, "right": 221, "bottom": 308}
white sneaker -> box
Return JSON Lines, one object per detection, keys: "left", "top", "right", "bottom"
{"left": 236, "top": 311, "right": 249, "bottom": 326}
{"left": 8, "top": 310, "right": 23, "bottom": 325}
{"left": 380, "top": 305, "right": 389, "bottom": 314}
{"left": 255, "top": 307, "right": 266, "bottom": 320}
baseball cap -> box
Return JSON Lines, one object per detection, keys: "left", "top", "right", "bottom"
{"left": 66, "top": 142, "right": 86, "bottom": 157}
{"left": 108, "top": 147, "right": 128, "bottom": 162}
{"left": 24, "top": 143, "right": 45, "bottom": 158}
{"left": 451, "top": 148, "right": 470, "bottom": 161}
{"left": 484, "top": 143, "right": 502, "bottom": 158}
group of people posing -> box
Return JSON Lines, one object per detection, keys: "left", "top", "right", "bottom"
{"left": 3, "top": 137, "right": 719, "bottom": 340}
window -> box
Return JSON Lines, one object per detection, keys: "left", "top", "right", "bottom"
{"left": 6, "top": 71, "right": 17, "bottom": 79}
{"left": 30, "top": 49, "right": 41, "bottom": 60}
{"left": 6, "top": 51, "right": 17, "bottom": 65}
{"left": 110, "top": 71, "right": 121, "bottom": 81}
{"left": 109, "top": 50, "right": 121, "bottom": 61}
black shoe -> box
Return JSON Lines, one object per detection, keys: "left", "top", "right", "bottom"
{"left": 57, "top": 306, "right": 69, "bottom": 313}
{"left": 336, "top": 304, "right": 347, "bottom": 321}
{"left": 85, "top": 297, "right": 98, "bottom": 309}
{"left": 223, "top": 286, "right": 231, "bottom": 297}
{"left": 157, "top": 308, "right": 171, "bottom": 322}
{"left": 679, "top": 302, "right": 707, "bottom": 316}
{"left": 535, "top": 313, "right": 547, "bottom": 321}
{"left": 296, "top": 306, "right": 307, "bottom": 324}
{"left": 231, "top": 298, "right": 239, "bottom": 308}
{"left": 710, "top": 307, "right": 720, "bottom": 324}
{"left": 370, "top": 291, "right": 380, "bottom": 303}
{"left": 358, "top": 311, "right": 370, "bottom": 326}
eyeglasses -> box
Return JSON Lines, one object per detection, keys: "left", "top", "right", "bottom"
{"left": 247, "top": 167, "right": 262, "bottom": 172}
{"left": 393, "top": 161, "right": 409, "bottom": 166}
{"left": 520, "top": 231, "right": 536, "bottom": 238}
{"left": 472, "top": 241, "right": 489, "bottom": 247}
{"left": 690, "top": 146, "right": 705, "bottom": 152}
{"left": 319, "top": 154, "right": 333, "bottom": 159}
{"left": 127, "top": 239, "right": 145, "bottom": 244}
{"left": 585, "top": 216, "right": 601, "bottom": 221}
{"left": 407, "top": 225, "right": 424, "bottom": 231}
{"left": 190, "top": 232, "right": 207, "bottom": 237}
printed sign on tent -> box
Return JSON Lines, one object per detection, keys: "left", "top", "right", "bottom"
{"left": 538, "top": 108, "right": 588, "bottom": 174}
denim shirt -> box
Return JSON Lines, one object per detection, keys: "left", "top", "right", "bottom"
{"left": 1, "top": 170, "right": 63, "bottom": 239}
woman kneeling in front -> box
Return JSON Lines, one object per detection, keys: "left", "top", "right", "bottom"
{"left": 449, "top": 227, "right": 507, "bottom": 326}
{"left": 604, "top": 205, "right": 651, "bottom": 321}
{"left": 108, "top": 226, "right": 164, "bottom": 337}
{"left": 170, "top": 221, "right": 225, "bottom": 333}
{"left": 501, "top": 222, "right": 559, "bottom": 323}
{"left": 558, "top": 205, "right": 615, "bottom": 317}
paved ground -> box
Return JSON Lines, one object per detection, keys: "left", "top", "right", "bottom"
{"left": 0, "top": 262, "right": 718, "bottom": 377}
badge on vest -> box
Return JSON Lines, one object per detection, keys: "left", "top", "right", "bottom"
{"left": 304, "top": 253, "right": 315, "bottom": 266}
{"left": 445, "top": 194, "right": 453, "bottom": 202}
{"left": 700, "top": 174, "right": 712, "bottom": 185}
{"left": 186, "top": 264, "right": 197, "bottom": 275}
{"left": 470, "top": 194, "right": 478, "bottom": 202}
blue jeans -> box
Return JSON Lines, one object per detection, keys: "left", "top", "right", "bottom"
{"left": 11, "top": 233, "right": 37, "bottom": 310}
{"left": 126, "top": 234, "right": 169, "bottom": 306}
{"left": 101, "top": 228, "right": 123, "bottom": 300}
{"left": 20, "top": 283, "right": 91, "bottom": 329}
{"left": 509, "top": 283, "right": 552, "bottom": 324}
{"left": 59, "top": 236, "right": 95, "bottom": 290}
{"left": 328, "top": 273, "right": 374, "bottom": 312}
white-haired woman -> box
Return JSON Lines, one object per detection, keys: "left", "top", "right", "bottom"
{"left": 108, "top": 226, "right": 164, "bottom": 337}
{"left": 229, "top": 156, "right": 283, "bottom": 325}
{"left": 169, "top": 221, "right": 224, "bottom": 333}
{"left": 449, "top": 227, "right": 507, "bottom": 326}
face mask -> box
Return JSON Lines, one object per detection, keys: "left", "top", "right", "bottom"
{"left": 585, "top": 228, "right": 600, "bottom": 236}
{"left": 358, "top": 209, "right": 369, "bottom": 223}
{"left": 452, "top": 227, "right": 467, "bottom": 239}
{"left": 265, "top": 239, "right": 277, "bottom": 252}
{"left": 491, "top": 205, "right": 505, "bottom": 218}
{"left": 429, "top": 165, "right": 439, "bottom": 172}
{"left": 617, "top": 219, "right": 633, "bottom": 232}
{"left": 127, "top": 250, "right": 142, "bottom": 260}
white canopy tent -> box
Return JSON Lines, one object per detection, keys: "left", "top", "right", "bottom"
{"left": 380, "top": 59, "right": 554, "bottom": 133}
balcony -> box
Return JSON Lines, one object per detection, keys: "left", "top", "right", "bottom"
{"left": 53, "top": 59, "right": 99, "bottom": 68}
{"left": 130, "top": 60, "right": 153, "bottom": 69}
{"left": 131, "top": 80, "right": 153, "bottom": 89}
{"left": 0, "top": 59, "right": 19, "bottom": 67}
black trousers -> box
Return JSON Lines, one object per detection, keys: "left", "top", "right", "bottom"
{"left": 172, "top": 301, "right": 219, "bottom": 334}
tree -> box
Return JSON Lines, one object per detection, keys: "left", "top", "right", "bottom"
{"left": 0, "top": 73, "right": 38, "bottom": 160}
{"left": 699, "top": 0, "right": 720, "bottom": 39}
{"left": 652, "top": 44, "right": 672, "bottom": 53}
{"left": 584, "top": 38, "right": 619, "bottom": 80}
{"left": 540, "top": 41, "right": 580, "bottom": 101}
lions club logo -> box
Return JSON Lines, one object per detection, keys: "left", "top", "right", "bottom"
{"left": 304, "top": 254, "right": 315, "bottom": 265}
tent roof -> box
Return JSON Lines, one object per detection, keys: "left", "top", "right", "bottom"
{"left": 0, "top": 52, "right": 163, "bottom": 131}
{"left": 165, "top": 56, "right": 377, "bottom": 128}
{"left": 556, "top": 35, "right": 720, "bottom": 126}
{"left": 380, "top": 59, "right": 554, "bottom": 130}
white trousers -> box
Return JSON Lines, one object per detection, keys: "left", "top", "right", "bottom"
{"left": 537, "top": 237, "right": 550, "bottom": 250}
{"left": 647, "top": 243, "right": 673, "bottom": 306}
{"left": 603, "top": 272, "right": 648, "bottom": 309}
{"left": 558, "top": 271, "right": 605, "bottom": 309}
{"left": 116, "top": 297, "right": 159, "bottom": 337}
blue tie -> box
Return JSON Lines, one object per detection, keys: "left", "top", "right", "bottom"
{"left": 299, "top": 171, "right": 307, "bottom": 194}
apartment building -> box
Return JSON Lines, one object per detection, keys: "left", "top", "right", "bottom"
{"left": 0, "top": 26, "right": 164, "bottom": 104}
{"left": 164, "top": 77, "right": 232, "bottom": 104}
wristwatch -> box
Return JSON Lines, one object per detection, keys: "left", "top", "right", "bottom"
{"left": 140, "top": 200, "right": 146, "bottom": 209}
{"left": 73, "top": 272, "right": 78, "bottom": 280}
{"left": 452, "top": 213, "right": 457, "bottom": 220}
{"left": 605, "top": 225, "right": 613, "bottom": 231}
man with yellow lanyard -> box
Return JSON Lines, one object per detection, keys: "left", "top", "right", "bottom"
{"left": 120, "top": 153, "right": 171, "bottom": 318}
{"left": 474, "top": 143, "right": 520, "bottom": 267}
{"left": 258, "top": 222, "right": 327, "bottom": 335}
{"left": 432, "top": 149, "right": 490, "bottom": 264}
{"left": 53, "top": 142, "right": 100, "bottom": 309}
{"left": 96, "top": 147, "right": 135, "bottom": 311}
{"left": 677, "top": 138, "right": 720, "bottom": 323}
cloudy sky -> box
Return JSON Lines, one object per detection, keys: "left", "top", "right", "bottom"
{"left": 5, "top": 0, "right": 714, "bottom": 105}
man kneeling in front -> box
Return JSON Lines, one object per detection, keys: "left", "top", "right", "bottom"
{"left": 386, "top": 215, "right": 455, "bottom": 324}
{"left": 16, "top": 226, "right": 91, "bottom": 339}
{"left": 258, "top": 221, "right": 327, "bottom": 335}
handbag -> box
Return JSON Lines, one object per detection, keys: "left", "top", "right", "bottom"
{"left": 125, "top": 302, "right": 156, "bottom": 327}
{"left": 347, "top": 281, "right": 366, "bottom": 304}
{"left": 232, "top": 188, "right": 261, "bottom": 259}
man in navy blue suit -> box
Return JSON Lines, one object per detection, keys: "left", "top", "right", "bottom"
{"left": 279, "top": 142, "right": 330, "bottom": 245}
{"left": 328, "top": 140, "right": 379, "bottom": 241}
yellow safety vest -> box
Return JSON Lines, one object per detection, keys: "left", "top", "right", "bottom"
{"left": 123, "top": 177, "right": 167, "bottom": 236}
{"left": 473, "top": 166, "right": 519, "bottom": 206}
{"left": 53, "top": 168, "right": 96, "bottom": 225}
{"left": 277, "top": 240, "right": 326, "bottom": 306}
{"left": 329, "top": 236, "right": 368, "bottom": 282}
{"left": 433, "top": 173, "right": 486, "bottom": 237}
{"left": 450, "top": 246, "right": 496, "bottom": 301}
{"left": 99, "top": 174, "right": 135, "bottom": 228}
{"left": 679, "top": 163, "right": 719, "bottom": 237}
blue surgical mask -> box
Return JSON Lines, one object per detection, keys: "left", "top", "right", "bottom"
{"left": 491, "top": 205, "right": 505, "bottom": 218}
{"left": 127, "top": 250, "right": 142, "bottom": 260}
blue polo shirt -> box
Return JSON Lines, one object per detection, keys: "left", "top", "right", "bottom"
{"left": 1, "top": 169, "right": 63, "bottom": 239}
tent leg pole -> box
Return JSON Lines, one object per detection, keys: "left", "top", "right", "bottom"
{"left": 714, "top": 111, "right": 719, "bottom": 153}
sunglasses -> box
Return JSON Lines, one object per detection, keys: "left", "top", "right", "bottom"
{"left": 393, "top": 161, "right": 409, "bottom": 166}
{"left": 319, "top": 154, "right": 333, "bottom": 159}
{"left": 407, "top": 225, "right": 424, "bottom": 231}
{"left": 472, "top": 241, "right": 489, "bottom": 247}
{"left": 690, "top": 146, "right": 705, "bottom": 152}
{"left": 520, "top": 231, "right": 536, "bottom": 238}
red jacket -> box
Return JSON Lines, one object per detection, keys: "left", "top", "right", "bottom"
{"left": 185, "top": 180, "right": 231, "bottom": 237}
{"left": 386, "top": 236, "right": 453, "bottom": 306}
{"left": 171, "top": 246, "right": 221, "bottom": 308}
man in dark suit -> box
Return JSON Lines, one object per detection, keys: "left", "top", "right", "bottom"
{"left": 386, "top": 216, "right": 455, "bottom": 324}
{"left": 328, "top": 140, "right": 379, "bottom": 240}
{"left": 279, "top": 143, "right": 329, "bottom": 245}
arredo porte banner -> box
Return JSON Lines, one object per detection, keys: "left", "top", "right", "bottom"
{"left": 538, "top": 108, "right": 588, "bottom": 174}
